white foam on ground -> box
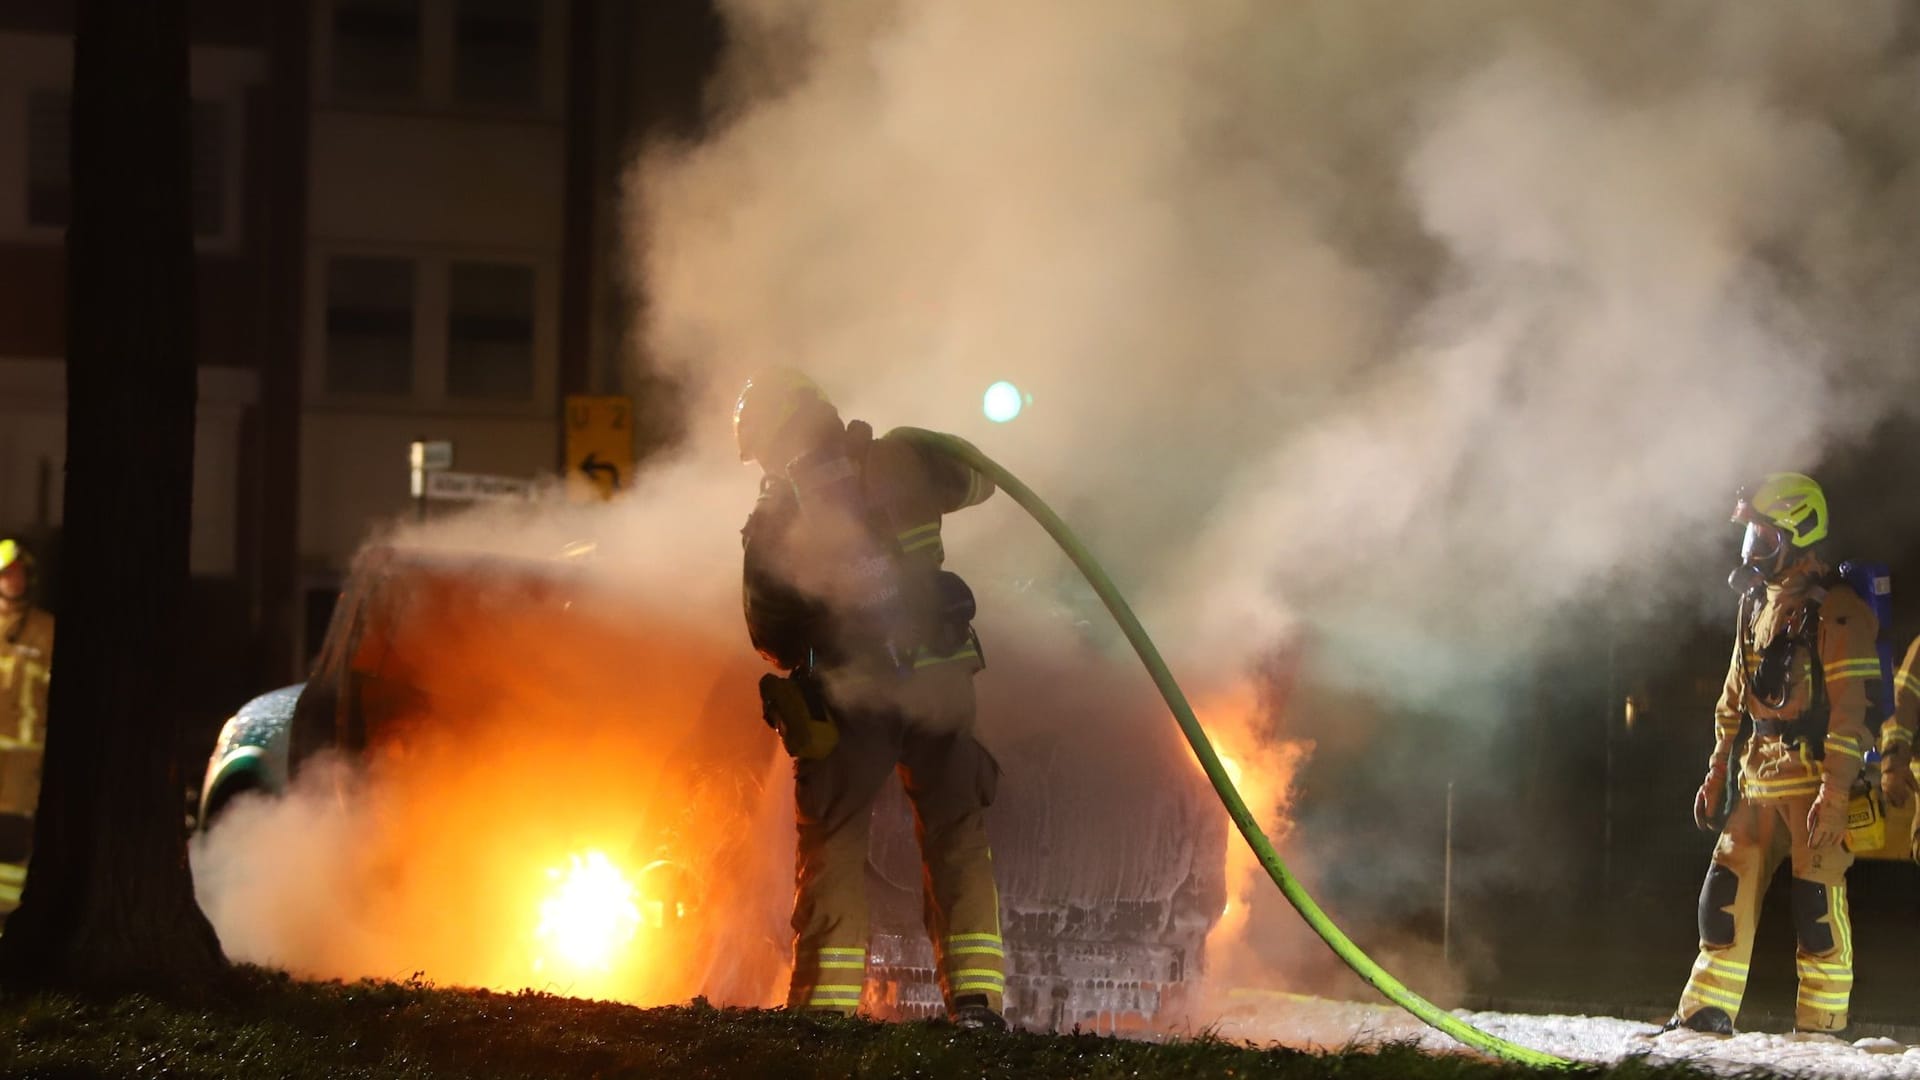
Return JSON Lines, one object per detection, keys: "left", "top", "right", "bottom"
{"left": 1205, "top": 995, "right": 1920, "bottom": 1077}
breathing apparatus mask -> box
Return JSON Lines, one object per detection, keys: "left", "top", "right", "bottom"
{"left": 1727, "top": 490, "right": 1792, "bottom": 599}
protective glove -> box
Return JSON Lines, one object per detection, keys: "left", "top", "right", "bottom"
{"left": 1808, "top": 783, "right": 1850, "bottom": 849}
{"left": 1692, "top": 764, "right": 1729, "bottom": 832}
{"left": 1883, "top": 746, "right": 1917, "bottom": 809}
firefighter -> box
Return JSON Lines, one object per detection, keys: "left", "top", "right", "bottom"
{"left": 735, "top": 371, "right": 1007, "bottom": 1031}
{"left": 1870, "top": 636, "right": 1920, "bottom": 847}
{"left": 1668, "top": 474, "right": 1879, "bottom": 1036}
{"left": 0, "top": 538, "right": 53, "bottom": 853}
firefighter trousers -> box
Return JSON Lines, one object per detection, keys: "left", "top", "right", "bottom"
{"left": 1676, "top": 794, "right": 1855, "bottom": 1032}
{"left": 786, "top": 706, "right": 1005, "bottom": 1016}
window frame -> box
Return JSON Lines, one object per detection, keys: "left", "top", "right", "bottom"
{"left": 450, "top": 0, "right": 545, "bottom": 114}
{"left": 327, "top": 0, "right": 428, "bottom": 106}
{"left": 318, "top": 253, "right": 422, "bottom": 403}
{"left": 305, "top": 249, "right": 555, "bottom": 417}
{"left": 315, "top": 0, "right": 563, "bottom": 120}
{"left": 444, "top": 258, "right": 538, "bottom": 404}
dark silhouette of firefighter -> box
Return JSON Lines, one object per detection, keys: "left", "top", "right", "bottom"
{"left": 735, "top": 371, "right": 1006, "bottom": 1031}
{"left": 0, "top": 538, "right": 53, "bottom": 867}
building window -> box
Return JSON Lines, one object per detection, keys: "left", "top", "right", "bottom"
{"left": 333, "top": 0, "right": 423, "bottom": 100}
{"left": 454, "top": 0, "right": 543, "bottom": 108}
{"left": 325, "top": 257, "right": 415, "bottom": 397}
{"left": 446, "top": 262, "right": 534, "bottom": 401}
{"left": 25, "top": 92, "right": 229, "bottom": 239}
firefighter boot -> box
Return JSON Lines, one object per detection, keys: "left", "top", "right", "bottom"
{"left": 951, "top": 993, "right": 1008, "bottom": 1032}
{"left": 1662, "top": 1007, "right": 1734, "bottom": 1035}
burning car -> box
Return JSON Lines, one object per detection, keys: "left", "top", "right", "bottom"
{"left": 196, "top": 542, "right": 1228, "bottom": 1031}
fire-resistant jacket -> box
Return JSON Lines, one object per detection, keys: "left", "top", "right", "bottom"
{"left": 0, "top": 604, "right": 53, "bottom": 817}
{"left": 1709, "top": 567, "right": 1878, "bottom": 801}
{"left": 1878, "top": 636, "right": 1920, "bottom": 757}
{"left": 742, "top": 424, "right": 994, "bottom": 717}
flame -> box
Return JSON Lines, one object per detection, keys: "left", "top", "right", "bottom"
{"left": 533, "top": 850, "right": 643, "bottom": 982}
{"left": 1196, "top": 683, "right": 1309, "bottom": 969}
{"left": 293, "top": 575, "right": 795, "bottom": 1009}
{"left": 186, "top": 562, "right": 804, "bottom": 1009}
{"left": 1213, "top": 751, "right": 1248, "bottom": 918}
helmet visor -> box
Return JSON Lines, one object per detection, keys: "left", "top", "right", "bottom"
{"left": 1740, "top": 521, "right": 1787, "bottom": 566}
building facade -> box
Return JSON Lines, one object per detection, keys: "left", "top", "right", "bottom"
{"left": 0, "top": 0, "right": 716, "bottom": 709}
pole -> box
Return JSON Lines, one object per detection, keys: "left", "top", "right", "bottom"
{"left": 1443, "top": 779, "right": 1454, "bottom": 968}
{"left": 1603, "top": 633, "right": 1616, "bottom": 902}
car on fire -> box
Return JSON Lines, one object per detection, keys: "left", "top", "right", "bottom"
{"left": 198, "top": 541, "right": 1231, "bottom": 1031}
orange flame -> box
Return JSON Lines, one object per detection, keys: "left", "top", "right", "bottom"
{"left": 194, "top": 562, "right": 795, "bottom": 1009}
{"left": 1195, "top": 683, "right": 1309, "bottom": 968}
{"left": 533, "top": 850, "right": 643, "bottom": 987}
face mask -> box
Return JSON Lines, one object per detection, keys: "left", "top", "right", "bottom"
{"left": 1740, "top": 522, "right": 1787, "bottom": 567}
{"left": 1727, "top": 520, "right": 1790, "bottom": 596}
{"left": 1727, "top": 562, "right": 1768, "bottom": 599}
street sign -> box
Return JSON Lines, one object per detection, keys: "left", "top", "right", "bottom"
{"left": 424, "top": 471, "right": 534, "bottom": 502}
{"left": 408, "top": 440, "right": 455, "bottom": 503}
{"left": 409, "top": 440, "right": 454, "bottom": 472}
{"left": 564, "top": 394, "right": 634, "bottom": 501}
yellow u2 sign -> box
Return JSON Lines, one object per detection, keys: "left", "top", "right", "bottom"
{"left": 564, "top": 395, "right": 634, "bottom": 501}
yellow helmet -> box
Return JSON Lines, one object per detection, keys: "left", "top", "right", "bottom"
{"left": 0, "top": 538, "right": 27, "bottom": 573}
{"left": 733, "top": 370, "right": 834, "bottom": 464}
{"left": 1734, "top": 472, "right": 1828, "bottom": 549}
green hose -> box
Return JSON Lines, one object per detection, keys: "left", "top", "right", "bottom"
{"left": 897, "top": 428, "right": 1570, "bottom": 1069}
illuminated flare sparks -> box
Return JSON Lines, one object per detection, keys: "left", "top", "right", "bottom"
{"left": 534, "top": 850, "right": 642, "bottom": 975}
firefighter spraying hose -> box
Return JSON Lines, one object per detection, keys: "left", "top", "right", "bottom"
{"left": 893, "top": 427, "right": 1570, "bottom": 1069}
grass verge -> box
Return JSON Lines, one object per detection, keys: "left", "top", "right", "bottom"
{"left": 0, "top": 969, "right": 1717, "bottom": 1080}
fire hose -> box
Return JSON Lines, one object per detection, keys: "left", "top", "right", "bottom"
{"left": 897, "top": 428, "right": 1569, "bottom": 1069}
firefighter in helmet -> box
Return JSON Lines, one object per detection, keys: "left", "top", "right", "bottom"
{"left": 0, "top": 538, "right": 53, "bottom": 853}
{"left": 735, "top": 371, "right": 1007, "bottom": 1030}
{"left": 1668, "top": 474, "right": 1879, "bottom": 1036}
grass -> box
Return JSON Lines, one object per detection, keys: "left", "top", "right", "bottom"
{"left": 0, "top": 969, "right": 1724, "bottom": 1080}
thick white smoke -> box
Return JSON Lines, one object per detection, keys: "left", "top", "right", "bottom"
{"left": 624, "top": 0, "right": 1920, "bottom": 1009}
{"left": 193, "top": 0, "right": 1920, "bottom": 1026}
{"left": 635, "top": 0, "right": 1920, "bottom": 696}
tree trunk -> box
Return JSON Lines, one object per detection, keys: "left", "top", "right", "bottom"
{"left": 0, "top": 0, "right": 227, "bottom": 992}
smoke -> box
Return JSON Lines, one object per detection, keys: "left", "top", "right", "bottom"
{"left": 191, "top": 571, "right": 794, "bottom": 1006}
{"left": 639, "top": 0, "right": 1920, "bottom": 686}
{"left": 186, "top": 528, "right": 1252, "bottom": 1024}
{"left": 624, "top": 0, "right": 1920, "bottom": 1020}
{"left": 190, "top": 0, "right": 1920, "bottom": 1033}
